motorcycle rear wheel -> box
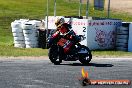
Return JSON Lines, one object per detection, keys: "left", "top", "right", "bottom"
{"left": 78, "top": 45, "right": 92, "bottom": 65}
{"left": 48, "top": 45, "right": 62, "bottom": 65}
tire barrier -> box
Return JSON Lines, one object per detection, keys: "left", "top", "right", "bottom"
{"left": 23, "top": 29, "right": 38, "bottom": 37}
{"left": 14, "top": 44, "right": 25, "bottom": 48}
{"left": 116, "top": 26, "right": 129, "bottom": 51}
{"left": 22, "top": 22, "right": 38, "bottom": 48}
{"left": 12, "top": 28, "right": 23, "bottom": 33}
{"left": 11, "top": 20, "right": 28, "bottom": 48}
{"left": 11, "top": 19, "right": 43, "bottom": 48}
{"left": 116, "top": 42, "right": 128, "bottom": 46}
{"left": 21, "top": 23, "right": 35, "bottom": 30}
{"left": 13, "top": 36, "right": 25, "bottom": 41}
{"left": 116, "top": 34, "right": 128, "bottom": 39}
{"left": 26, "top": 44, "right": 38, "bottom": 48}
{"left": 38, "top": 29, "right": 46, "bottom": 49}
{"left": 12, "top": 32, "right": 23, "bottom": 37}
{"left": 116, "top": 26, "right": 129, "bottom": 35}
{"left": 25, "top": 40, "right": 38, "bottom": 45}
{"left": 14, "top": 40, "right": 25, "bottom": 44}
{"left": 30, "top": 20, "right": 42, "bottom": 29}
{"left": 116, "top": 46, "right": 128, "bottom": 51}
{"left": 116, "top": 38, "right": 128, "bottom": 44}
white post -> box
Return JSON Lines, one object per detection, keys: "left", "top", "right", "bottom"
{"left": 54, "top": 0, "right": 56, "bottom": 17}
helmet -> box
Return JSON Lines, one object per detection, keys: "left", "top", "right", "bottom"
{"left": 55, "top": 17, "right": 65, "bottom": 28}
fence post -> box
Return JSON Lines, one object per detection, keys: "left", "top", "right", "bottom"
{"left": 108, "top": 0, "right": 110, "bottom": 18}
{"left": 79, "top": 0, "right": 82, "bottom": 17}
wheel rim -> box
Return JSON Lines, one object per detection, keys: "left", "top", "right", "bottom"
{"left": 79, "top": 46, "right": 92, "bottom": 64}
{"left": 84, "top": 54, "right": 91, "bottom": 61}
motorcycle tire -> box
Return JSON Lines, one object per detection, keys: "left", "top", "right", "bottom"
{"left": 78, "top": 45, "right": 92, "bottom": 65}
{"left": 48, "top": 45, "right": 62, "bottom": 65}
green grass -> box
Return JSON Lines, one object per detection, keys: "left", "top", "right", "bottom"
{"left": 92, "top": 50, "right": 132, "bottom": 58}
{"left": 0, "top": 0, "right": 132, "bottom": 57}
{"left": 0, "top": 45, "right": 48, "bottom": 57}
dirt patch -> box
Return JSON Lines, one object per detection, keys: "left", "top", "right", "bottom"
{"left": 105, "top": 0, "right": 132, "bottom": 14}
{"left": 83, "top": 0, "right": 132, "bottom": 14}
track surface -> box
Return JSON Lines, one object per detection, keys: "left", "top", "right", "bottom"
{"left": 0, "top": 57, "right": 131, "bottom": 88}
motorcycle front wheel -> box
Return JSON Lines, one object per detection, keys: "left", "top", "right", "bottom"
{"left": 48, "top": 45, "right": 62, "bottom": 65}
{"left": 78, "top": 45, "right": 92, "bottom": 65}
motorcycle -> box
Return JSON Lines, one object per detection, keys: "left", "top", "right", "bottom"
{"left": 48, "top": 30, "right": 92, "bottom": 65}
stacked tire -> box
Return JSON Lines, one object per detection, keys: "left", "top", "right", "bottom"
{"left": 22, "top": 21, "right": 39, "bottom": 48}
{"left": 116, "top": 26, "right": 129, "bottom": 51}
{"left": 11, "top": 20, "right": 28, "bottom": 48}
{"left": 38, "top": 29, "right": 46, "bottom": 49}
{"left": 11, "top": 19, "right": 43, "bottom": 48}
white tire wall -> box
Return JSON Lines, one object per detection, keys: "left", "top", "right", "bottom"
{"left": 11, "top": 21, "right": 26, "bottom": 48}
{"left": 11, "top": 22, "right": 21, "bottom": 29}
{"left": 22, "top": 22, "right": 38, "bottom": 48}
{"left": 11, "top": 19, "right": 41, "bottom": 48}
{"left": 12, "top": 28, "right": 23, "bottom": 33}
{"left": 117, "top": 30, "right": 128, "bottom": 35}
{"left": 14, "top": 44, "right": 25, "bottom": 48}
{"left": 116, "top": 35, "right": 128, "bottom": 39}
{"left": 26, "top": 44, "right": 38, "bottom": 48}
{"left": 25, "top": 40, "right": 38, "bottom": 45}
{"left": 116, "top": 26, "right": 129, "bottom": 51}
{"left": 116, "top": 39, "right": 128, "bottom": 44}
{"left": 12, "top": 32, "right": 23, "bottom": 37}
{"left": 21, "top": 23, "right": 35, "bottom": 29}
{"left": 14, "top": 40, "right": 25, "bottom": 44}
{"left": 23, "top": 29, "right": 38, "bottom": 37}
{"left": 116, "top": 47, "right": 128, "bottom": 51}
{"left": 29, "top": 20, "right": 42, "bottom": 29}
{"left": 24, "top": 36, "right": 38, "bottom": 41}
{"left": 116, "top": 42, "right": 128, "bottom": 46}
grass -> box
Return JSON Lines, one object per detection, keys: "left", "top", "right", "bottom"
{"left": 0, "top": 0, "right": 132, "bottom": 57}
{"left": 0, "top": 45, "right": 48, "bottom": 57}
{"left": 92, "top": 50, "right": 132, "bottom": 58}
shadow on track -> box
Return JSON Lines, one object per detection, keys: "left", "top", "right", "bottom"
{"left": 59, "top": 63, "right": 114, "bottom": 67}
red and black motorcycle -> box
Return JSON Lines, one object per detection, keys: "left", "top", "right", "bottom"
{"left": 48, "top": 30, "right": 92, "bottom": 65}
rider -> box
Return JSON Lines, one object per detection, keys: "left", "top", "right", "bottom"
{"left": 48, "top": 17, "right": 80, "bottom": 47}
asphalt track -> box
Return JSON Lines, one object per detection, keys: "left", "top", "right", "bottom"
{"left": 0, "top": 57, "right": 131, "bottom": 88}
